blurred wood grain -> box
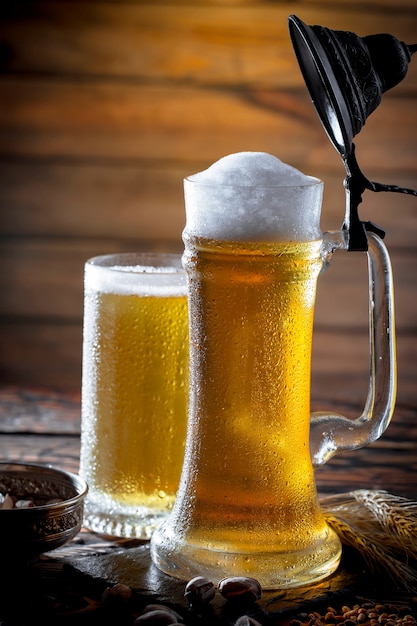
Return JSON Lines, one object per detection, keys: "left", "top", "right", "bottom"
{"left": 0, "top": 0, "right": 416, "bottom": 399}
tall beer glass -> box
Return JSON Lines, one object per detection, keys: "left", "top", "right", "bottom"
{"left": 80, "top": 253, "right": 188, "bottom": 538}
{"left": 150, "top": 152, "right": 396, "bottom": 588}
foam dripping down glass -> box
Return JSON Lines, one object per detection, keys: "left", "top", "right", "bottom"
{"left": 150, "top": 152, "right": 396, "bottom": 589}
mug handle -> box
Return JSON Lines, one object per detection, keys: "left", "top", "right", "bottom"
{"left": 310, "top": 230, "right": 397, "bottom": 466}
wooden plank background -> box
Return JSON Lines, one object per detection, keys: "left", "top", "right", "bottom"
{"left": 0, "top": 1, "right": 416, "bottom": 414}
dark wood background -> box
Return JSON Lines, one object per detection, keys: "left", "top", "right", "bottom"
{"left": 0, "top": 0, "right": 416, "bottom": 414}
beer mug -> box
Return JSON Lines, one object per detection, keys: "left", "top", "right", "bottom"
{"left": 79, "top": 253, "right": 189, "bottom": 538}
{"left": 150, "top": 153, "right": 396, "bottom": 588}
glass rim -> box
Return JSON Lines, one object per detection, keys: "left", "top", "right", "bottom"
{"left": 84, "top": 252, "right": 186, "bottom": 295}
{"left": 184, "top": 176, "right": 323, "bottom": 189}
{"left": 85, "top": 252, "right": 184, "bottom": 273}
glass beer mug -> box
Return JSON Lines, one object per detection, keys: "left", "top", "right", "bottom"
{"left": 150, "top": 152, "right": 396, "bottom": 589}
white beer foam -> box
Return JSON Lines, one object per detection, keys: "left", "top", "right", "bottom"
{"left": 85, "top": 263, "right": 187, "bottom": 297}
{"left": 184, "top": 152, "right": 323, "bottom": 242}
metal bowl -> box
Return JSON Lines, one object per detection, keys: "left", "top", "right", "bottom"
{"left": 0, "top": 462, "right": 88, "bottom": 561}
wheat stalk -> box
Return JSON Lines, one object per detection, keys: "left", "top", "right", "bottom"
{"left": 353, "top": 490, "right": 417, "bottom": 547}
{"left": 320, "top": 490, "right": 417, "bottom": 591}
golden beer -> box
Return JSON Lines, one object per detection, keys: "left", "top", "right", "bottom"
{"left": 151, "top": 151, "right": 395, "bottom": 588}
{"left": 151, "top": 237, "right": 341, "bottom": 586}
{"left": 80, "top": 254, "right": 188, "bottom": 538}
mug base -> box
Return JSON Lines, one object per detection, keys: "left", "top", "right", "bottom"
{"left": 150, "top": 525, "right": 342, "bottom": 590}
{"left": 82, "top": 493, "right": 172, "bottom": 539}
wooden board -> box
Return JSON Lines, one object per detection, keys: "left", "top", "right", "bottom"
{"left": 0, "top": 0, "right": 416, "bottom": 389}
{"left": 1, "top": 81, "right": 416, "bottom": 169}
{"left": 0, "top": 163, "right": 416, "bottom": 243}
{"left": 1, "top": 3, "right": 416, "bottom": 88}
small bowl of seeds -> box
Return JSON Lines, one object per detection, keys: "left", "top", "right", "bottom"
{"left": 0, "top": 462, "right": 87, "bottom": 561}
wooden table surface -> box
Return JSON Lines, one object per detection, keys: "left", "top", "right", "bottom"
{"left": 0, "top": 385, "right": 416, "bottom": 625}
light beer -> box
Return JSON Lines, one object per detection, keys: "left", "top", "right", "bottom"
{"left": 181, "top": 237, "right": 324, "bottom": 546}
{"left": 150, "top": 152, "right": 342, "bottom": 588}
{"left": 152, "top": 237, "right": 341, "bottom": 583}
{"left": 80, "top": 254, "right": 188, "bottom": 538}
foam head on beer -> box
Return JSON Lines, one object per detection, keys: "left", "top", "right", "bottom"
{"left": 183, "top": 151, "right": 323, "bottom": 242}
{"left": 86, "top": 262, "right": 186, "bottom": 297}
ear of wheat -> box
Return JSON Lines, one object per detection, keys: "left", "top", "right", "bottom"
{"left": 320, "top": 490, "right": 417, "bottom": 591}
